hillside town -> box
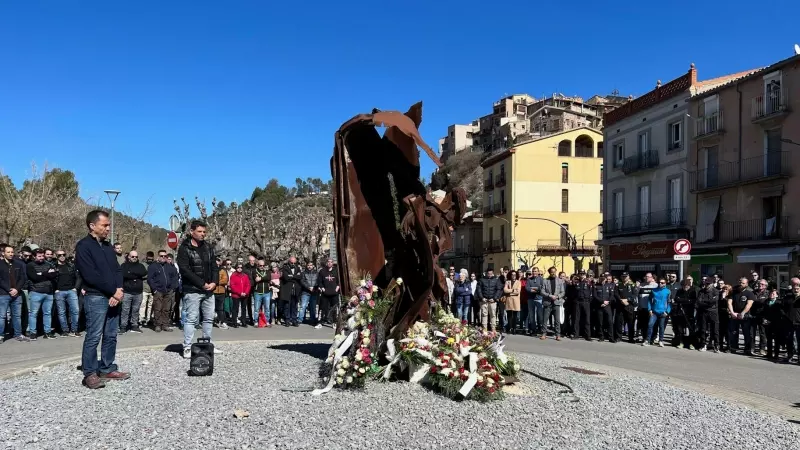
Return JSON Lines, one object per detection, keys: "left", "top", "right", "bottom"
{"left": 440, "top": 50, "right": 800, "bottom": 292}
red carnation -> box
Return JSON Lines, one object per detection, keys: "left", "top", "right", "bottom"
{"left": 430, "top": 366, "right": 438, "bottom": 374}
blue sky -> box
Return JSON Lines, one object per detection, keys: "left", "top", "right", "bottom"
{"left": 1, "top": 0, "right": 798, "bottom": 227}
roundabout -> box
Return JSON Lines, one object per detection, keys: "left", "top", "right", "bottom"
{"left": 1, "top": 341, "right": 798, "bottom": 449}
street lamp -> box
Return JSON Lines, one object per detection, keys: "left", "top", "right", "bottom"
{"left": 104, "top": 190, "right": 121, "bottom": 244}
{"left": 513, "top": 215, "right": 585, "bottom": 269}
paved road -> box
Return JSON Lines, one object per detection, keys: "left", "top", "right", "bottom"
{"left": 2, "top": 325, "right": 798, "bottom": 420}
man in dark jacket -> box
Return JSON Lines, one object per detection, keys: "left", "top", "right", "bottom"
{"left": 279, "top": 256, "right": 303, "bottom": 327}
{"left": 176, "top": 220, "right": 219, "bottom": 359}
{"left": 26, "top": 248, "right": 58, "bottom": 339}
{"left": 476, "top": 268, "right": 503, "bottom": 331}
{"left": 0, "top": 243, "right": 29, "bottom": 342}
{"left": 148, "top": 249, "right": 175, "bottom": 332}
{"left": 572, "top": 270, "right": 593, "bottom": 341}
{"left": 750, "top": 279, "right": 769, "bottom": 355}
{"left": 614, "top": 272, "right": 638, "bottom": 343}
{"left": 782, "top": 282, "right": 800, "bottom": 363}
{"left": 119, "top": 250, "right": 148, "bottom": 334}
{"left": 54, "top": 249, "right": 81, "bottom": 337}
{"left": 298, "top": 260, "right": 319, "bottom": 325}
{"left": 594, "top": 273, "right": 618, "bottom": 342}
{"left": 75, "top": 210, "right": 129, "bottom": 389}
{"left": 672, "top": 279, "right": 698, "bottom": 349}
{"left": 695, "top": 277, "right": 719, "bottom": 352}
{"left": 316, "top": 258, "right": 340, "bottom": 327}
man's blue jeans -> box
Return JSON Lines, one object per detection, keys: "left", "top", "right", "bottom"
{"left": 298, "top": 292, "right": 317, "bottom": 323}
{"left": 253, "top": 292, "right": 272, "bottom": 322}
{"left": 182, "top": 292, "right": 214, "bottom": 349}
{"left": 527, "top": 300, "right": 543, "bottom": 333}
{"left": 0, "top": 295, "right": 23, "bottom": 337}
{"left": 648, "top": 314, "right": 668, "bottom": 343}
{"left": 82, "top": 295, "right": 120, "bottom": 377}
{"left": 55, "top": 290, "right": 80, "bottom": 333}
{"left": 27, "top": 292, "right": 54, "bottom": 334}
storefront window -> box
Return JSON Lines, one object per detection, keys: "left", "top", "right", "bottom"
{"left": 761, "top": 265, "right": 789, "bottom": 292}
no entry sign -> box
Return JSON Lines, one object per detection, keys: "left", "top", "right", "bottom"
{"left": 167, "top": 231, "right": 179, "bottom": 249}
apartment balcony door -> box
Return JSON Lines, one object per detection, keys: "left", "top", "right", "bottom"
{"left": 765, "top": 128, "right": 782, "bottom": 176}
{"left": 638, "top": 185, "right": 650, "bottom": 228}
{"left": 668, "top": 178, "right": 682, "bottom": 225}
{"left": 702, "top": 146, "right": 719, "bottom": 188}
{"left": 613, "top": 191, "right": 623, "bottom": 232}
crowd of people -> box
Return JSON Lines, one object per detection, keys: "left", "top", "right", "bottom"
{"left": 1, "top": 212, "right": 341, "bottom": 388}
{"left": 444, "top": 265, "right": 800, "bottom": 363}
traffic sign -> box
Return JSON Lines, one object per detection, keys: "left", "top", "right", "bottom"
{"left": 167, "top": 231, "right": 179, "bottom": 249}
{"left": 673, "top": 254, "right": 691, "bottom": 261}
{"left": 673, "top": 239, "right": 691, "bottom": 255}
{"left": 169, "top": 215, "right": 180, "bottom": 232}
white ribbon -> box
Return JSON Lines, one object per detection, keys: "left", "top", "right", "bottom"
{"left": 457, "top": 352, "right": 480, "bottom": 397}
{"left": 490, "top": 335, "right": 508, "bottom": 364}
{"left": 382, "top": 338, "right": 403, "bottom": 380}
{"left": 433, "top": 330, "right": 446, "bottom": 338}
{"left": 312, "top": 330, "right": 357, "bottom": 396}
{"left": 409, "top": 361, "right": 430, "bottom": 383}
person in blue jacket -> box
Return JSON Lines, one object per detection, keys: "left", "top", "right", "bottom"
{"left": 453, "top": 269, "right": 473, "bottom": 324}
{"left": 645, "top": 277, "right": 672, "bottom": 347}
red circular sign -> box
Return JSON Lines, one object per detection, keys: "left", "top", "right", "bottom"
{"left": 673, "top": 239, "right": 691, "bottom": 255}
{"left": 167, "top": 231, "right": 179, "bottom": 249}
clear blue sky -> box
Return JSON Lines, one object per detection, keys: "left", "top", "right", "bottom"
{"left": 1, "top": 1, "right": 798, "bottom": 227}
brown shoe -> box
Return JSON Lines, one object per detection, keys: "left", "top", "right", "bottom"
{"left": 82, "top": 373, "right": 106, "bottom": 389}
{"left": 555, "top": 336, "right": 562, "bottom": 341}
{"left": 99, "top": 371, "right": 131, "bottom": 381}
{"left": 539, "top": 335, "right": 546, "bottom": 340}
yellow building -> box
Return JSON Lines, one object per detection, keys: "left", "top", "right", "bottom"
{"left": 480, "top": 127, "right": 604, "bottom": 274}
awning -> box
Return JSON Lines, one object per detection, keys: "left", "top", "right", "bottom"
{"left": 629, "top": 264, "right": 656, "bottom": 272}
{"left": 609, "top": 264, "right": 626, "bottom": 271}
{"left": 691, "top": 253, "right": 733, "bottom": 265}
{"left": 695, "top": 197, "right": 721, "bottom": 243}
{"left": 737, "top": 247, "right": 796, "bottom": 264}
{"left": 660, "top": 263, "right": 680, "bottom": 271}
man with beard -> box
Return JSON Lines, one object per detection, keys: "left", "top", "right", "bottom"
{"left": 750, "top": 278, "right": 769, "bottom": 355}
{"left": 119, "top": 251, "right": 148, "bottom": 334}
{"left": 540, "top": 267, "right": 565, "bottom": 341}
{"left": 148, "top": 250, "right": 175, "bottom": 333}
{"left": 672, "top": 279, "right": 697, "bottom": 349}
{"left": 54, "top": 249, "right": 81, "bottom": 337}
{"left": 26, "top": 248, "right": 58, "bottom": 340}
{"left": 727, "top": 277, "right": 755, "bottom": 355}
{"left": 176, "top": 220, "right": 220, "bottom": 359}
{"left": 298, "top": 260, "right": 319, "bottom": 325}
{"left": 279, "top": 256, "right": 303, "bottom": 327}
{"left": 695, "top": 277, "right": 719, "bottom": 352}
{"left": 316, "top": 258, "right": 340, "bottom": 328}
{"left": 113, "top": 243, "right": 125, "bottom": 266}
{"left": 0, "top": 244, "right": 29, "bottom": 342}
{"left": 614, "top": 273, "right": 638, "bottom": 344}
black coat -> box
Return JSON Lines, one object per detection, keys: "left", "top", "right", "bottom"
{"left": 121, "top": 261, "right": 148, "bottom": 294}
{"left": 0, "top": 257, "right": 27, "bottom": 297}
{"left": 475, "top": 276, "right": 503, "bottom": 301}
{"left": 278, "top": 263, "right": 303, "bottom": 301}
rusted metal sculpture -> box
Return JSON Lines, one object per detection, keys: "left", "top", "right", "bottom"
{"left": 330, "top": 102, "right": 467, "bottom": 342}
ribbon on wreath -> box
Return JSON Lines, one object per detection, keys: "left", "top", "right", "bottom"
{"left": 489, "top": 334, "right": 508, "bottom": 364}
{"left": 457, "top": 351, "right": 480, "bottom": 397}
{"left": 312, "top": 330, "right": 357, "bottom": 396}
{"left": 382, "top": 338, "right": 404, "bottom": 380}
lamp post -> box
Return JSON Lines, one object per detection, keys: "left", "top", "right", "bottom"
{"left": 104, "top": 190, "right": 121, "bottom": 245}
{"left": 512, "top": 215, "right": 584, "bottom": 270}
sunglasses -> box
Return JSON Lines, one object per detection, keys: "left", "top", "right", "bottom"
{"left": 129, "top": 256, "right": 138, "bottom": 259}
{"left": 57, "top": 254, "right": 66, "bottom": 257}
{"left": 258, "top": 265, "right": 265, "bottom": 268}
{"left": 159, "top": 255, "right": 167, "bottom": 258}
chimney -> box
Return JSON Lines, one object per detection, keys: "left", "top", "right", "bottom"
{"left": 689, "top": 62, "right": 697, "bottom": 85}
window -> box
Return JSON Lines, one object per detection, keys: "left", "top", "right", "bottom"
{"left": 466, "top": 132, "right": 473, "bottom": 138}
{"left": 668, "top": 177, "right": 682, "bottom": 224}
{"left": 613, "top": 142, "right": 624, "bottom": 167}
{"left": 763, "top": 195, "right": 782, "bottom": 237}
{"left": 638, "top": 185, "right": 650, "bottom": 227}
{"left": 500, "top": 225, "right": 505, "bottom": 250}
{"left": 600, "top": 190, "right": 604, "bottom": 213}
{"left": 597, "top": 141, "right": 604, "bottom": 158}
{"left": 561, "top": 163, "right": 569, "bottom": 183}
{"left": 560, "top": 224, "right": 570, "bottom": 247}
{"left": 613, "top": 191, "right": 624, "bottom": 228}
{"left": 561, "top": 189, "right": 569, "bottom": 212}
{"left": 668, "top": 121, "right": 682, "bottom": 150}
{"left": 600, "top": 164, "right": 604, "bottom": 183}
{"left": 637, "top": 131, "right": 649, "bottom": 154}
{"left": 558, "top": 140, "right": 571, "bottom": 157}
{"left": 500, "top": 190, "right": 505, "bottom": 212}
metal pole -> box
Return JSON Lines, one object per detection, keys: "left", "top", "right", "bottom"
{"left": 104, "top": 190, "right": 121, "bottom": 244}
{"left": 679, "top": 259, "right": 684, "bottom": 282}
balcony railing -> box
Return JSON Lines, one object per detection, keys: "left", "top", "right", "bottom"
{"left": 752, "top": 87, "right": 789, "bottom": 122}
{"left": 482, "top": 205, "right": 494, "bottom": 216}
{"left": 694, "top": 111, "right": 723, "bottom": 138}
{"left": 603, "top": 208, "right": 687, "bottom": 236}
{"left": 698, "top": 216, "right": 790, "bottom": 243}
{"left": 494, "top": 202, "right": 506, "bottom": 215}
{"left": 621, "top": 149, "right": 660, "bottom": 175}
{"left": 688, "top": 151, "right": 790, "bottom": 192}
{"left": 495, "top": 172, "right": 507, "bottom": 187}
{"left": 483, "top": 239, "right": 508, "bottom": 253}
{"left": 536, "top": 239, "right": 599, "bottom": 255}
{"left": 484, "top": 177, "right": 494, "bottom": 191}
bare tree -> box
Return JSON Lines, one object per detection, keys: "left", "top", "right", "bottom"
{"left": 117, "top": 196, "right": 155, "bottom": 249}
{"left": 515, "top": 249, "right": 542, "bottom": 271}
{"left": 0, "top": 163, "right": 82, "bottom": 247}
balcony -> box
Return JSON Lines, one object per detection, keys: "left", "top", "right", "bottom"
{"left": 482, "top": 204, "right": 494, "bottom": 216}
{"left": 699, "top": 216, "right": 791, "bottom": 243}
{"left": 484, "top": 177, "right": 494, "bottom": 191}
{"left": 494, "top": 202, "right": 506, "bottom": 215}
{"left": 603, "top": 208, "right": 687, "bottom": 237}
{"left": 495, "top": 172, "right": 507, "bottom": 187}
{"left": 483, "top": 239, "right": 508, "bottom": 253}
{"left": 693, "top": 111, "right": 724, "bottom": 139}
{"left": 688, "top": 151, "right": 790, "bottom": 193}
{"left": 751, "top": 88, "right": 789, "bottom": 123}
{"left": 621, "top": 149, "right": 660, "bottom": 175}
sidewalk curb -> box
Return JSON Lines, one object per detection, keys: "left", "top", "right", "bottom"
{"left": 0, "top": 338, "right": 325, "bottom": 381}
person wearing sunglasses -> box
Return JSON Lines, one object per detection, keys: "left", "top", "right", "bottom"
{"left": 54, "top": 250, "right": 81, "bottom": 337}
{"left": 644, "top": 278, "right": 671, "bottom": 347}
{"left": 119, "top": 251, "right": 148, "bottom": 334}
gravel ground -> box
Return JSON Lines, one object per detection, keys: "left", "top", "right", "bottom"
{"left": 1, "top": 341, "right": 798, "bottom": 450}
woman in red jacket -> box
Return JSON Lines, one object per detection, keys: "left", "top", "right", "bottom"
{"left": 229, "top": 264, "right": 252, "bottom": 328}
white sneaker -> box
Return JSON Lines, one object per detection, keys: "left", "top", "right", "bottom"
{"left": 642, "top": 342, "right": 649, "bottom": 346}
{"left": 699, "top": 346, "right": 707, "bottom": 352}
{"left": 219, "top": 323, "right": 229, "bottom": 330}
{"left": 658, "top": 342, "right": 664, "bottom": 348}
{"left": 653, "top": 337, "right": 660, "bottom": 344}
{"left": 314, "top": 324, "right": 322, "bottom": 329}
{"left": 213, "top": 347, "right": 222, "bottom": 354}
{"left": 183, "top": 347, "right": 191, "bottom": 359}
